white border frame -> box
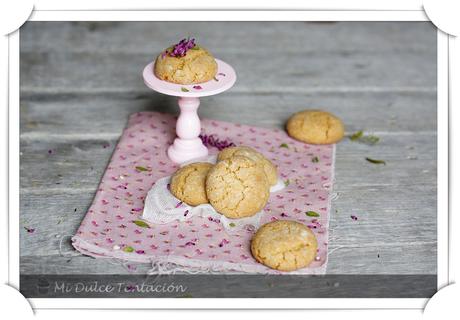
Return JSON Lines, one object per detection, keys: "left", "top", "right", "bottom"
{"left": 8, "top": 10, "right": 448, "bottom": 310}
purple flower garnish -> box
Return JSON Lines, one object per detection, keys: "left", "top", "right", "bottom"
{"left": 135, "top": 250, "right": 145, "bottom": 254}
{"left": 24, "top": 227, "right": 35, "bottom": 233}
{"left": 351, "top": 215, "right": 358, "bottom": 221}
{"left": 199, "top": 134, "right": 235, "bottom": 151}
{"left": 193, "top": 85, "right": 203, "bottom": 90}
{"left": 166, "top": 38, "right": 197, "bottom": 58}
{"left": 175, "top": 201, "right": 183, "bottom": 208}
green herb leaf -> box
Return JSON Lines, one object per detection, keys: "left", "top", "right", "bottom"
{"left": 191, "top": 46, "right": 200, "bottom": 50}
{"left": 312, "top": 156, "right": 319, "bottom": 163}
{"left": 229, "top": 223, "right": 236, "bottom": 227}
{"left": 284, "top": 179, "right": 290, "bottom": 187}
{"left": 279, "top": 143, "right": 289, "bottom": 148}
{"left": 181, "top": 87, "right": 189, "bottom": 92}
{"left": 350, "top": 130, "right": 379, "bottom": 145}
{"left": 135, "top": 166, "right": 149, "bottom": 172}
{"left": 133, "top": 220, "right": 150, "bottom": 228}
{"left": 363, "top": 135, "right": 380, "bottom": 145}
{"left": 306, "top": 211, "right": 320, "bottom": 217}
{"left": 123, "top": 246, "right": 134, "bottom": 253}
{"left": 365, "top": 157, "right": 386, "bottom": 165}
{"left": 350, "top": 130, "right": 363, "bottom": 141}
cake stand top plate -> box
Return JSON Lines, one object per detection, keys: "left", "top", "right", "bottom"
{"left": 142, "top": 59, "right": 236, "bottom": 98}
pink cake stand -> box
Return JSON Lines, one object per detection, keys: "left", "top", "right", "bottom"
{"left": 143, "top": 59, "right": 237, "bottom": 164}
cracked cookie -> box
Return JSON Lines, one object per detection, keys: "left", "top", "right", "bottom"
{"left": 286, "top": 110, "right": 344, "bottom": 144}
{"left": 170, "top": 162, "right": 213, "bottom": 206}
{"left": 154, "top": 38, "right": 218, "bottom": 84}
{"left": 217, "top": 146, "right": 278, "bottom": 186}
{"left": 206, "top": 156, "right": 270, "bottom": 219}
{"left": 251, "top": 220, "right": 318, "bottom": 271}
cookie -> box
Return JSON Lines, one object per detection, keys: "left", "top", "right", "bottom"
{"left": 206, "top": 156, "right": 270, "bottom": 219}
{"left": 170, "top": 162, "right": 213, "bottom": 206}
{"left": 286, "top": 110, "right": 344, "bottom": 144}
{"left": 217, "top": 146, "right": 278, "bottom": 186}
{"left": 154, "top": 41, "right": 218, "bottom": 85}
{"left": 251, "top": 220, "right": 318, "bottom": 271}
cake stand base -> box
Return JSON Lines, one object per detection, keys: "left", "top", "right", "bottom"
{"left": 167, "top": 138, "right": 208, "bottom": 164}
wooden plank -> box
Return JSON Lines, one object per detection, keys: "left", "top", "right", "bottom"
{"left": 20, "top": 240, "right": 436, "bottom": 275}
{"left": 20, "top": 22, "right": 436, "bottom": 55}
{"left": 19, "top": 132, "right": 436, "bottom": 191}
{"left": 19, "top": 50, "right": 436, "bottom": 94}
{"left": 20, "top": 92, "right": 437, "bottom": 136}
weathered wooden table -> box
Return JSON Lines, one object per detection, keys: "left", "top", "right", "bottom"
{"left": 19, "top": 22, "right": 437, "bottom": 277}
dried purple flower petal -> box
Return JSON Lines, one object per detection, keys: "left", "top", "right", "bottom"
{"left": 167, "top": 38, "right": 197, "bottom": 58}
{"left": 199, "top": 134, "right": 235, "bottom": 151}
{"left": 351, "top": 215, "right": 358, "bottom": 221}
{"left": 24, "top": 227, "right": 35, "bottom": 233}
{"left": 175, "top": 201, "right": 183, "bottom": 208}
{"left": 193, "top": 85, "right": 203, "bottom": 90}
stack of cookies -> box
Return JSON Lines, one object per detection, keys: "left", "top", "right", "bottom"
{"left": 170, "top": 146, "right": 277, "bottom": 219}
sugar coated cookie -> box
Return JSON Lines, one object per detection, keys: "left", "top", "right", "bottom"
{"left": 251, "top": 220, "right": 318, "bottom": 271}
{"left": 170, "top": 162, "right": 213, "bottom": 206}
{"left": 286, "top": 110, "right": 344, "bottom": 144}
{"left": 154, "top": 38, "right": 217, "bottom": 85}
{"left": 217, "top": 146, "right": 278, "bottom": 186}
{"left": 206, "top": 156, "right": 270, "bottom": 219}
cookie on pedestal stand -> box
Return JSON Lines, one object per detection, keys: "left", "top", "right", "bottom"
{"left": 142, "top": 59, "right": 236, "bottom": 164}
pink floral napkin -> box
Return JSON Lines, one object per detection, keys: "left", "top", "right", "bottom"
{"left": 72, "top": 112, "right": 335, "bottom": 274}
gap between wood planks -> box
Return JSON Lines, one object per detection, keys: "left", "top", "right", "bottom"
{"left": 20, "top": 86, "right": 437, "bottom": 95}
{"left": 19, "top": 130, "right": 436, "bottom": 142}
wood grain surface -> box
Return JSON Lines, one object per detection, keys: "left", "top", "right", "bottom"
{"left": 19, "top": 21, "right": 437, "bottom": 276}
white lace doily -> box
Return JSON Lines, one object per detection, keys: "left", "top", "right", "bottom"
{"left": 142, "top": 157, "right": 285, "bottom": 233}
{"left": 142, "top": 176, "right": 267, "bottom": 233}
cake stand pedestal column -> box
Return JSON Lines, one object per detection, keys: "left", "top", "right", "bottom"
{"left": 167, "top": 97, "right": 208, "bottom": 163}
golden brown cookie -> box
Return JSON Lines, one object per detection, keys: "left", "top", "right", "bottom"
{"left": 206, "top": 156, "right": 270, "bottom": 219}
{"left": 154, "top": 44, "right": 218, "bottom": 85}
{"left": 286, "top": 110, "right": 344, "bottom": 144}
{"left": 251, "top": 220, "right": 318, "bottom": 271}
{"left": 217, "top": 146, "right": 278, "bottom": 186}
{"left": 170, "top": 162, "right": 213, "bottom": 206}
